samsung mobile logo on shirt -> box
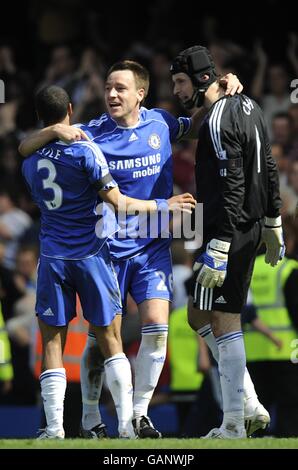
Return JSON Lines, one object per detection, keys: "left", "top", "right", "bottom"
{"left": 132, "top": 166, "right": 160, "bottom": 178}
{"left": 109, "top": 153, "right": 162, "bottom": 178}
{"left": 109, "top": 153, "right": 161, "bottom": 170}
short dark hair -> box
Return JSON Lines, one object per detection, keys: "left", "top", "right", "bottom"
{"left": 107, "top": 60, "right": 150, "bottom": 101}
{"left": 35, "top": 85, "right": 70, "bottom": 126}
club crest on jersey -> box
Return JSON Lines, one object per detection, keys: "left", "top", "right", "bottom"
{"left": 148, "top": 133, "right": 161, "bottom": 149}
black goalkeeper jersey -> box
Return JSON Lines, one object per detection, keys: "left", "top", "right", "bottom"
{"left": 195, "top": 94, "right": 282, "bottom": 243}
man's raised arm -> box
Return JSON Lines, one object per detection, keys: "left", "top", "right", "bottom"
{"left": 187, "top": 73, "right": 243, "bottom": 139}
{"left": 18, "top": 124, "right": 89, "bottom": 156}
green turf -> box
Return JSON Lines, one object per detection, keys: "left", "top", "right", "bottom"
{"left": 0, "top": 438, "right": 298, "bottom": 449}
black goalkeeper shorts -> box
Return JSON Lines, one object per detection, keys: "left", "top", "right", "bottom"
{"left": 191, "top": 220, "right": 262, "bottom": 313}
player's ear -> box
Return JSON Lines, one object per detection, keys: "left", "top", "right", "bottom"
{"left": 137, "top": 88, "right": 145, "bottom": 105}
{"left": 68, "top": 103, "right": 73, "bottom": 117}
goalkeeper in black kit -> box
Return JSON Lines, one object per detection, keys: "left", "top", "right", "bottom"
{"left": 171, "top": 45, "right": 284, "bottom": 439}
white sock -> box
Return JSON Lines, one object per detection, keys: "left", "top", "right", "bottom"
{"left": 243, "top": 368, "right": 259, "bottom": 415}
{"left": 39, "top": 368, "right": 66, "bottom": 436}
{"left": 104, "top": 353, "right": 134, "bottom": 437}
{"left": 216, "top": 332, "right": 246, "bottom": 429}
{"left": 133, "top": 324, "right": 168, "bottom": 419}
{"left": 80, "top": 333, "right": 104, "bottom": 430}
{"left": 198, "top": 324, "right": 259, "bottom": 415}
{"left": 198, "top": 325, "right": 219, "bottom": 361}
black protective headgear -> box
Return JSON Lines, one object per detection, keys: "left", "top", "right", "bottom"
{"left": 170, "top": 45, "right": 218, "bottom": 109}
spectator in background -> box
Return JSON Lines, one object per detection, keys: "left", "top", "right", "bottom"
{"left": 262, "top": 65, "right": 292, "bottom": 137}
{"left": 0, "top": 191, "right": 32, "bottom": 269}
{"left": 0, "top": 98, "right": 19, "bottom": 139}
{"left": 40, "top": 46, "right": 76, "bottom": 90}
{"left": 270, "top": 144, "right": 297, "bottom": 217}
{"left": 283, "top": 215, "right": 298, "bottom": 259}
{"left": 287, "top": 32, "right": 298, "bottom": 78}
{"left": 60, "top": 47, "right": 107, "bottom": 125}
{"left": 208, "top": 40, "right": 246, "bottom": 77}
{"left": 0, "top": 45, "right": 34, "bottom": 133}
{"left": 271, "top": 112, "right": 295, "bottom": 157}
{"left": 173, "top": 140, "right": 197, "bottom": 196}
{"left": 5, "top": 246, "right": 38, "bottom": 406}
{"left": 0, "top": 136, "right": 26, "bottom": 198}
{"left": 69, "top": 48, "right": 106, "bottom": 103}
{"left": 149, "top": 51, "right": 173, "bottom": 104}
{"left": 288, "top": 103, "right": 298, "bottom": 137}
{"left": 0, "top": 241, "right": 23, "bottom": 321}
{"left": 242, "top": 298, "right": 283, "bottom": 353}
{"left": 71, "top": 72, "right": 106, "bottom": 123}
{"left": 287, "top": 113, "right": 298, "bottom": 162}
{"left": 250, "top": 42, "right": 293, "bottom": 140}
{"left": 288, "top": 160, "right": 298, "bottom": 197}
{"left": 6, "top": 246, "right": 38, "bottom": 347}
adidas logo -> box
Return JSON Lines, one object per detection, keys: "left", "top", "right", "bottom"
{"left": 128, "top": 132, "right": 138, "bottom": 142}
{"left": 213, "top": 260, "right": 224, "bottom": 268}
{"left": 42, "top": 307, "right": 54, "bottom": 316}
{"left": 214, "top": 296, "right": 227, "bottom": 304}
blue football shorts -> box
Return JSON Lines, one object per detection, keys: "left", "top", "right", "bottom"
{"left": 36, "top": 243, "right": 122, "bottom": 326}
{"left": 113, "top": 239, "right": 173, "bottom": 309}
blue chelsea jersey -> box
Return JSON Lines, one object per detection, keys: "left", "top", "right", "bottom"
{"left": 22, "top": 140, "right": 117, "bottom": 259}
{"left": 80, "top": 107, "right": 191, "bottom": 259}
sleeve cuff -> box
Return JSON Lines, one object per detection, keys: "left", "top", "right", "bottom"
{"left": 154, "top": 199, "right": 169, "bottom": 211}
{"left": 93, "top": 174, "right": 117, "bottom": 191}
{"left": 265, "top": 216, "right": 282, "bottom": 227}
{"left": 209, "top": 238, "right": 231, "bottom": 253}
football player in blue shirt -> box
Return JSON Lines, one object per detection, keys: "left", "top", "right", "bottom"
{"left": 19, "top": 63, "right": 241, "bottom": 438}
{"left": 22, "top": 85, "right": 195, "bottom": 439}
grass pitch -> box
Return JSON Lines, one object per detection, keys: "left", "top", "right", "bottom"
{"left": 0, "top": 438, "right": 298, "bottom": 449}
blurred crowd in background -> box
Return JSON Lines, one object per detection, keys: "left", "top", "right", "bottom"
{"left": 0, "top": 0, "right": 298, "bottom": 438}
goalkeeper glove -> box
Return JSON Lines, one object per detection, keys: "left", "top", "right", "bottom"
{"left": 193, "top": 239, "right": 230, "bottom": 288}
{"left": 262, "top": 216, "right": 285, "bottom": 267}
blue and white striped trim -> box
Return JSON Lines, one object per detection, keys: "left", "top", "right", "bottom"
{"left": 91, "top": 124, "right": 119, "bottom": 141}
{"left": 72, "top": 123, "right": 84, "bottom": 128}
{"left": 198, "top": 324, "right": 212, "bottom": 338}
{"left": 87, "top": 114, "right": 109, "bottom": 128}
{"left": 73, "top": 140, "right": 109, "bottom": 169}
{"left": 176, "top": 117, "right": 192, "bottom": 140}
{"left": 39, "top": 371, "right": 66, "bottom": 382}
{"left": 87, "top": 332, "right": 97, "bottom": 344}
{"left": 216, "top": 331, "right": 243, "bottom": 346}
{"left": 209, "top": 98, "right": 227, "bottom": 160}
{"left": 141, "top": 324, "right": 168, "bottom": 335}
